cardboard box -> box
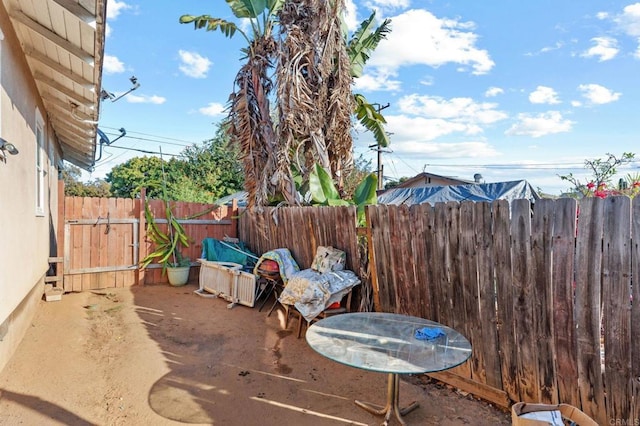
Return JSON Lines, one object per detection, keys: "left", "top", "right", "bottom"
{"left": 511, "top": 402, "right": 598, "bottom": 426}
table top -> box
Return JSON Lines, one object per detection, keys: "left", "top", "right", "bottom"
{"left": 306, "top": 312, "right": 472, "bottom": 374}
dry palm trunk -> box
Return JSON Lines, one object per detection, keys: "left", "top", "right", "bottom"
{"left": 228, "top": 37, "right": 298, "bottom": 210}
{"left": 277, "top": 0, "right": 354, "bottom": 189}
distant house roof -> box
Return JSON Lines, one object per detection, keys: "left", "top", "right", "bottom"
{"left": 377, "top": 180, "right": 540, "bottom": 206}
{"left": 214, "top": 191, "right": 248, "bottom": 207}
{"left": 384, "top": 172, "right": 475, "bottom": 192}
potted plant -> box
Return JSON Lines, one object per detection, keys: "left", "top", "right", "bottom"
{"left": 141, "top": 200, "right": 192, "bottom": 286}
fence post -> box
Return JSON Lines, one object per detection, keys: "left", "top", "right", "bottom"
{"left": 137, "top": 188, "right": 146, "bottom": 285}
{"left": 365, "top": 206, "right": 381, "bottom": 312}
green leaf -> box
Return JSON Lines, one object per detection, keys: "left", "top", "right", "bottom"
{"left": 226, "top": 0, "right": 266, "bottom": 18}
{"left": 353, "top": 173, "right": 378, "bottom": 207}
{"left": 354, "top": 94, "right": 390, "bottom": 148}
{"left": 267, "top": 0, "right": 285, "bottom": 13}
{"left": 179, "top": 15, "right": 239, "bottom": 39}
{"left": 327, "top": 199, "right": 351, "bottom": 207}
{"left": 309, "top": 163, "right": 341, "bottom": 204}
{"left": 348, "top": 12, "right": 391, "bottom": 78}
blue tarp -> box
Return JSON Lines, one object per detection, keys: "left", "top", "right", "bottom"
{"left": 377, "top": 180, "right": 540, "bottom": 206}
{"left": 201, "top": 238, "right": 257, "bottom": 268}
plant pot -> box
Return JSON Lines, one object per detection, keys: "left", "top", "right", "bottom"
{"left": 166, "top": 266, "right": 190, "bottom": 286}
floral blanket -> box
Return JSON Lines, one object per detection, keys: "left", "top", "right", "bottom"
{"left": 278, "top": 269, "right": 360, "bottom": 322}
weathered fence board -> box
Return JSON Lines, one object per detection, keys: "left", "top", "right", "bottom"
{"left": 632, "top": 200, "right": 640, "bottom": 422}
{"left": 602, "top": 196, "right": 632, "bottom": 423}
{"left": 574, "top": 197, "right": 607, "bottom": 425}
{"left": 493, "top": 199, "right": 519, "bottom": 403}
{"left": 511, "top": 199, "right": 538, "bottom": 403}
{"left": 459, "top": 202, "right": 484, "bottom": 383}
{"left": 551, "top": 198, "right": 579, "bottom": 407}
{"left": 531, "top": 199, "right": 557, "bottom": 404}
{"left": 475, "top": 202, "right": 502, "bottom": 390}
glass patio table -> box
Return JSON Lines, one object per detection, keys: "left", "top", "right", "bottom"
{"left": 306, "top": 312, "right": 472, "bottom": 425}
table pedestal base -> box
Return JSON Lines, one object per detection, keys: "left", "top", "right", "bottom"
{"left": 355, "top": 373, "right": 419, "bottom": 425}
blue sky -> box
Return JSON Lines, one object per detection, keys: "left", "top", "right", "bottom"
{"left": 90, "top": 0, "right": 640, "bottom": 195}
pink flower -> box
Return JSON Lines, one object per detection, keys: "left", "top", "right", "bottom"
{"left": 633, "top": 181, "right": 640, "bottom": 188}
{"left": 586, "top": 182, "right": 596, "bottom": 190}
{"left": 598, "top": 182, "right": 606, "bottom": 188}
{"left": 594, "top": 190, "right": 607, "bottom": 199}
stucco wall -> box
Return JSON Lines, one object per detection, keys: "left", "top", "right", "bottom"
{"left": 0, "top": 8, "right": 60, "bottom": 372}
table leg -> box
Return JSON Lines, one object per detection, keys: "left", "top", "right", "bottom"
{"left": 355, "top": 373, "right": 419, "bottom": 425}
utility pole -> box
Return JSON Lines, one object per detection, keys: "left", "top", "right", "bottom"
{"left": 369, "top": 102, "right": 390, "bottom": 190}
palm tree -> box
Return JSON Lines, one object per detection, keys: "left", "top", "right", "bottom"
{"left": 181, "top": 0, "right": 298, "bottom": 210}
{"left": 277, "top": 0, "right": 353, "bottom": 189}
{"left": 181, "top": 1, "right": 391, "bottom": 207}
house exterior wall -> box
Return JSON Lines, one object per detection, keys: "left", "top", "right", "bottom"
{"left": 0, "top": 9, "right": 61, "bottom": 372}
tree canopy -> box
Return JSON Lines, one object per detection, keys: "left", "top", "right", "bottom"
{"left": 62, "top": 165, "right": 111, "bottom": 197}
{"left": 105, "top": 129, "right": 244, "bottom": 202}
{"left": 61, "top": 123, "right": 245, "bottom": 202}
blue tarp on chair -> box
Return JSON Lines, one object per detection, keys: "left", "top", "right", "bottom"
{"left": 201, "top": 238, "right": 257, "bottom": 269}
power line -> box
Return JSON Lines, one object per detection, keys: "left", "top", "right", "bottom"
{"left": 97, "top": 143, "right": 183, "bottom": 157}
{"left": 100, "top": 126, "right": 200, "bottom": 145}
{"left": 99, "top": 131, "right": 196, "bottom": 148}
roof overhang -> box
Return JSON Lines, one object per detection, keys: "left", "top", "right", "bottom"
{"left": 4, "top": 0, "right": 106, "bottom": 170}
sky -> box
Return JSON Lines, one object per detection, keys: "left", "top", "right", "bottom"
{"left": 88, "top": 0, "right": 640, "bottom": 195}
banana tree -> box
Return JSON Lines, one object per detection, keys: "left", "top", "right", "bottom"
{"left": 349, "top": 12, "right": 392, "bottom": 149}
{"left": 309, "top": 163, "right": 377, "bottom": 225}
{"left": 181, "top": 2, "right": 390, "bottom": 209}
{"left": 180, "top": 0, "right": 298, "bottom": 211}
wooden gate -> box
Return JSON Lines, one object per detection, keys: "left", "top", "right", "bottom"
{"left": 56, "top": 190, "right": 240, "bottom": 291}
{"left": 61, "top": 197, "right": 141, "bottom": 291}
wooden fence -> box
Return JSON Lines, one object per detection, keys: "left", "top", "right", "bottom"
{"left": 59, "top": 193, "right": 238, "bottom": 290}
{"left": 239, "top": 197, "right": 639, "bottom": 425}
{"left": 238, "top": 206, "right": 360, "bottom": 271}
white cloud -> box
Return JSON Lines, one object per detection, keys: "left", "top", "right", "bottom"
{"left": 368, "top": 9, "right": 494, "bottom": 76}
{"left": 354, "top": 69, "right": 401, "bottom": 91}
{"left": 343, "top": 0, "right": 359, "bottom": 32}
{"left": 387, "top": 115, "right": 469, "bottom": 141}
{"left": 105, "top": 24, "right": 112, "bottom": 38}
{"left": 578, "top": 83, "right": 621, "bottom": 104}
{"left": 368, "top": 0, "right": 410, "bottom": 10}
{"left": 419, "top": 76, "right": 434, "bottom": 86}
{"left": 126, "top": 94, "right": 166, "bottom": 104}
{"left": 571, "top": 100, "right": 583, "bottom": 107}
{"left": 615, "top": 3, "right": 640, "bottom": 37}
{"left": 178, "top": 50, "right": 212, "bottom": 79}
{"left": 485, "top": 87, "right": 504, "bottom": 97}
{"left": 107, "top": 0, "right": 131, "bottom": 19}
{"left": 199, "top": 102, "right": 225, "bottom": 117}
{"left": 581, "top": 37, "right": 619, "bottom": 61}
{"left": 506, "top": 111, "right": 574, "bottom": 138}
{"left": 103, "top": 54, "right": 125, "bottom": 74}
{"left": 529, "top": 86, "right": 561, "bottom": 104}
{"left": 390, "top": 139, "right": 499, "bottom": 158}
{"left": 525, "top": 41, "right": 564, "bottom": 56}
{"left": 398, "top": 94, "right": 508, "bottom": 125}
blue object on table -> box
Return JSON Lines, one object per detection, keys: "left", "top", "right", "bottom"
{"left": 414, "top": 327, "right": 445, "bottom": 340}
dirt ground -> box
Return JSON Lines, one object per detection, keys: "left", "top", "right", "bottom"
{"left": 0, "top": 283, "right": 511, "bottom": 426}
